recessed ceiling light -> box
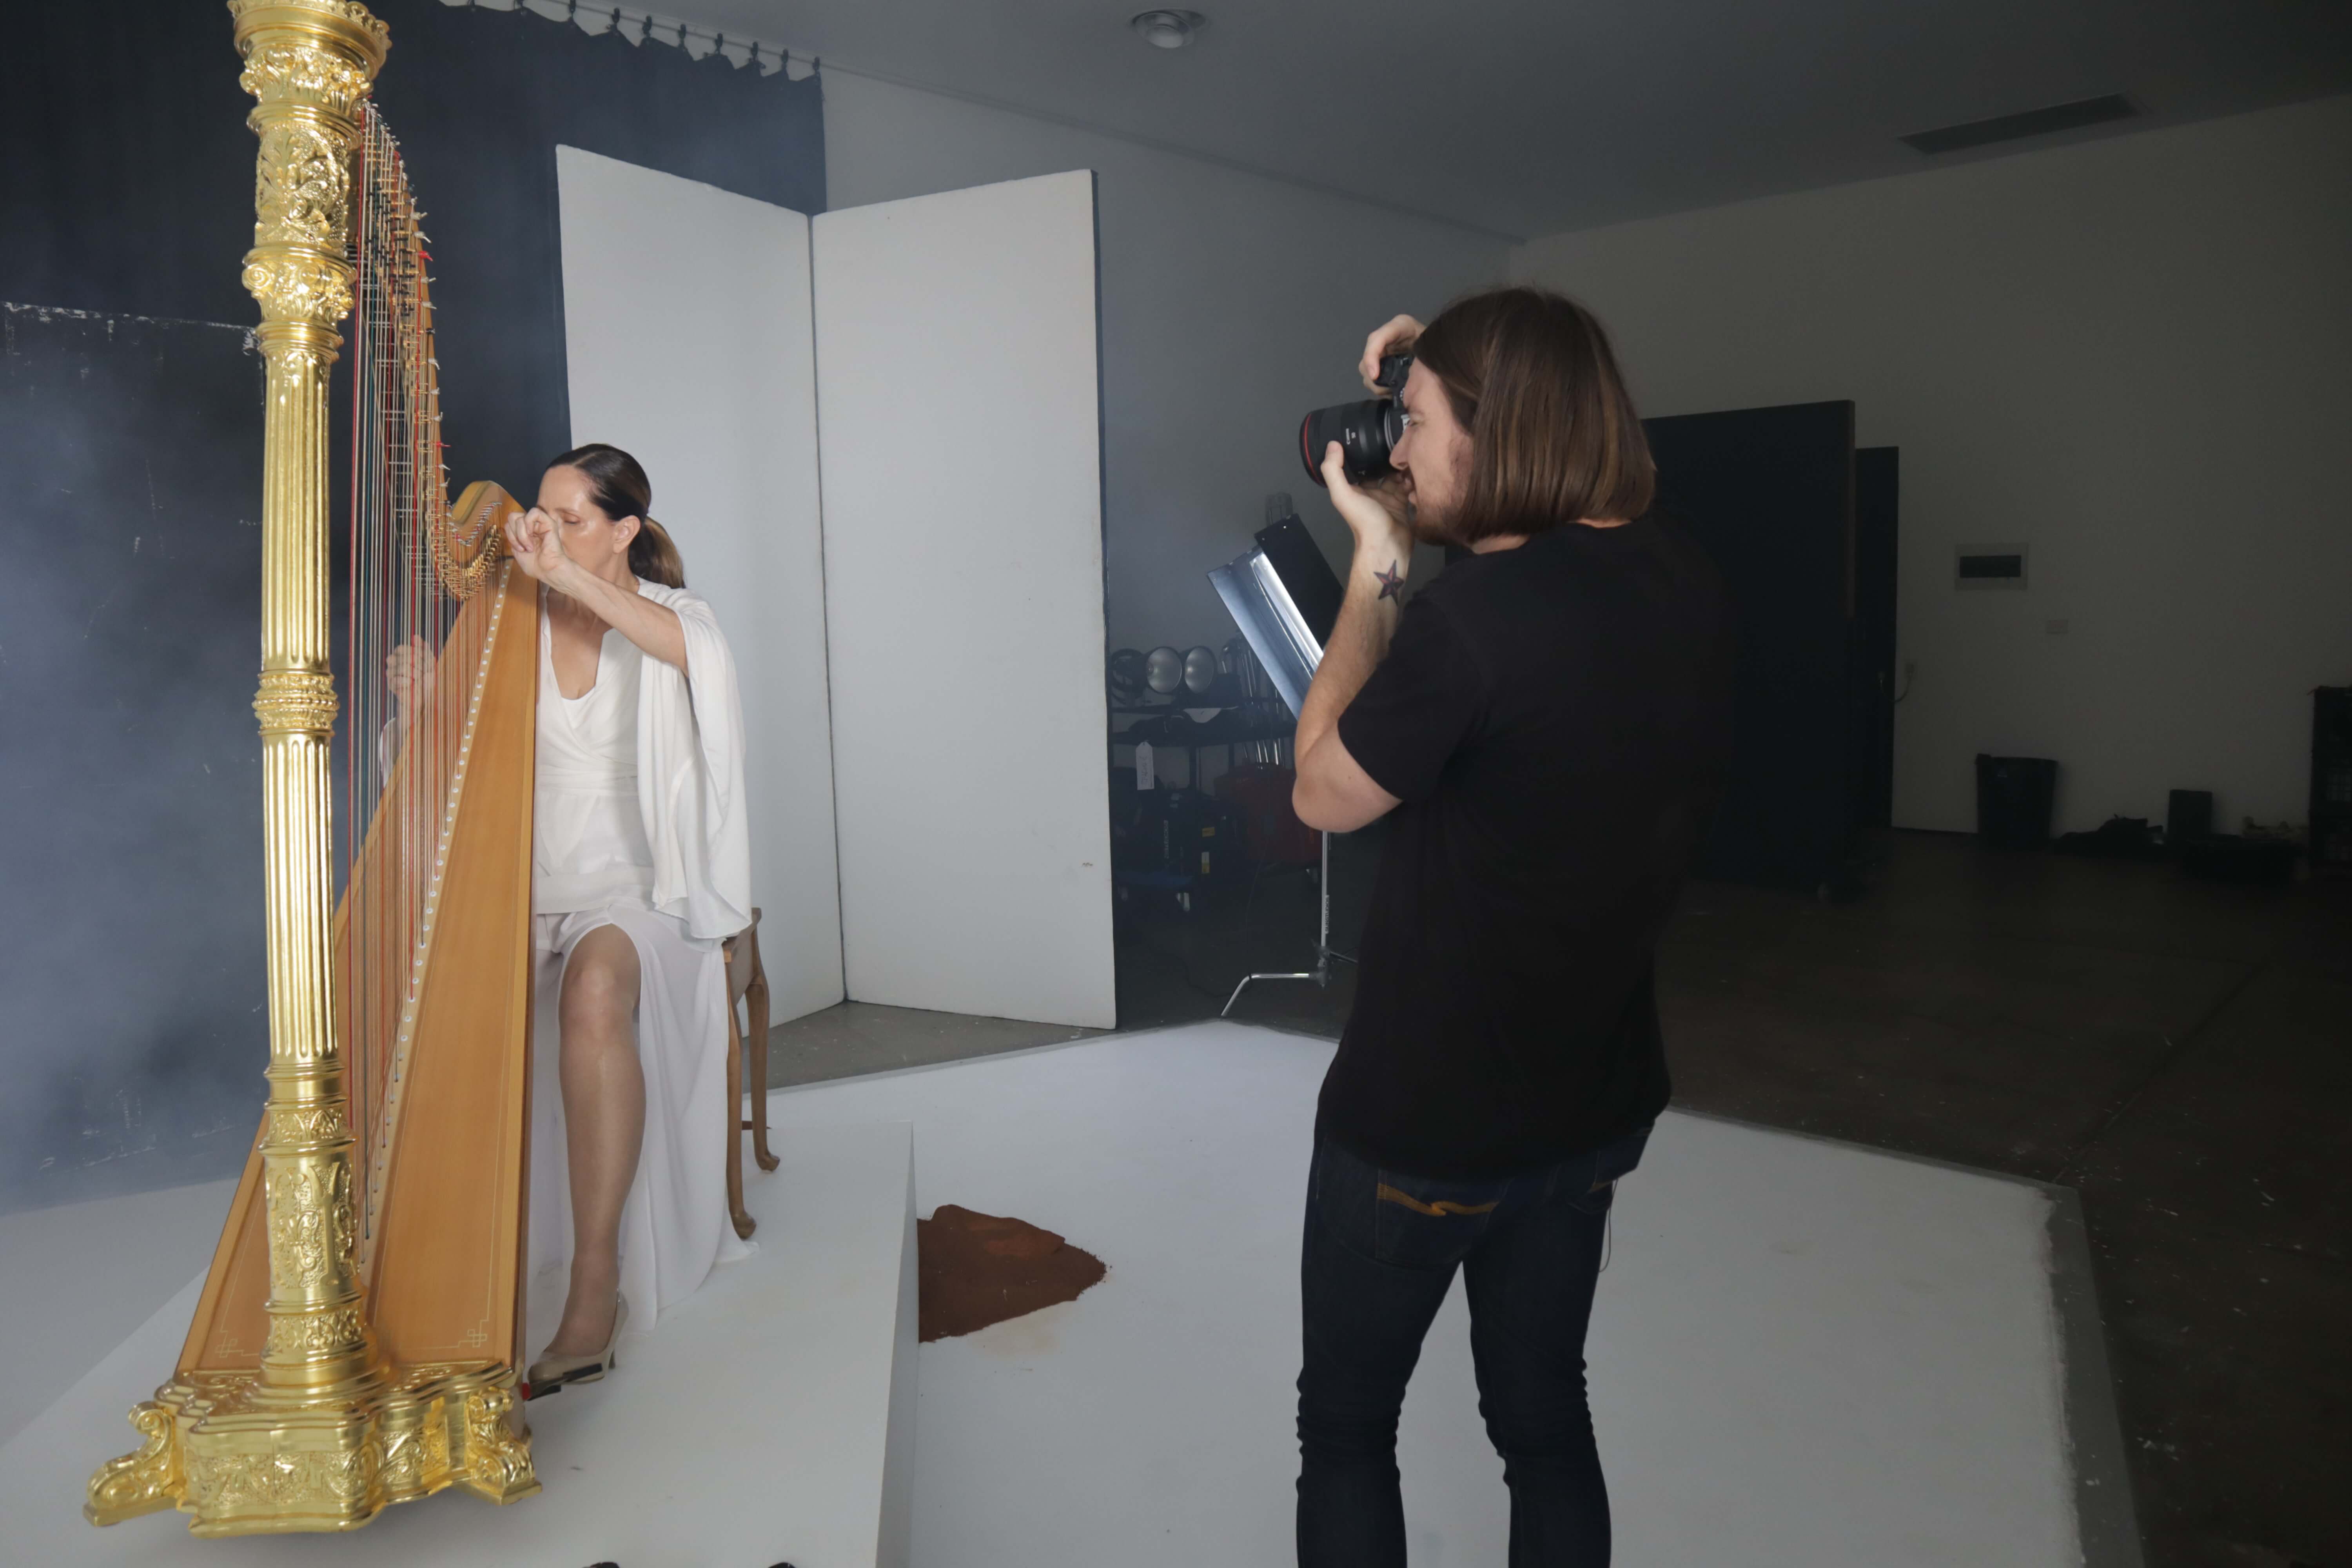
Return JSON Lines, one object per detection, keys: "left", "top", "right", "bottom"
{"left": 1131, "top": 10, "right": 1205, "bottom": 50}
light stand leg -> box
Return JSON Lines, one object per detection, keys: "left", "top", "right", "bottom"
{"left": 1221, "top": 830, "right": 1354, "bottom": 1016}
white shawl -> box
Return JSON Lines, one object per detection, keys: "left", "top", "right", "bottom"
{"left": 630, "top": 580, "right": 752, "bottom": 944}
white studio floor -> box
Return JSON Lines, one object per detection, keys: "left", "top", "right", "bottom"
{"left": 0, "top": 1020, "right": 2123, "bottom": 1567}
{"left": 765, "top": 1021, "right": 2100, "bottom": 1568}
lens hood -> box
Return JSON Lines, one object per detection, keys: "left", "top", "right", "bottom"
{"left": 1298, "top": 352, "right": 1412, "bottom": 487}
{"left": 1299, "top": 397, "right": 1405, "bottom": 487}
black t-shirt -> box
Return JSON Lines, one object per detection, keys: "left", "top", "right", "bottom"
{"left": 1320, "top": 516, "right": 1737, "bottom": 1179}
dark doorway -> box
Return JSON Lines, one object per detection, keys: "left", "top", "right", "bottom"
{"left": 1853, "top": 447, "right": 1900, "bottom": 832}
{"left": 1642, "top": 399, "right": 1876, "bottom": 896}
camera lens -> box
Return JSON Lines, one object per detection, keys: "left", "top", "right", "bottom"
{"left": 1298, "top": 354, "right": 1412, "bottom": 488}
{"left": 1299, "top": 399, "right": 1405, "bottom": 487}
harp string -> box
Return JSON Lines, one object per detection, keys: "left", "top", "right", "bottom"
{"left": 345, "top": 102, "right": 483, "bottom": 1261}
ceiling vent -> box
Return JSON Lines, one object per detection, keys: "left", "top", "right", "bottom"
{"left": 1901, "top": 94, "right": 2138, "bottom": 156}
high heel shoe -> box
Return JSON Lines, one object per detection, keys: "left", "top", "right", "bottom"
{"left": 527, "top": 1292, "right": 628, "bottom": 1396}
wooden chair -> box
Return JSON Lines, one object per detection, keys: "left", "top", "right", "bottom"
{"left": 722, "top": 909, "right": 775, "bottom": 1240}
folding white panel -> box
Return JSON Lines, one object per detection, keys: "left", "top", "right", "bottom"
{"left": 556, "top": 146, "right": 844, "bottom": 1021}
{"left": 813, "top": 171, "right": 1115, "bottom": 1028}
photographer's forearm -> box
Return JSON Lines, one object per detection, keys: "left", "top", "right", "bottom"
{"left": 1294, "top": 547, "right": 1403, "bottom": 769}
{"left": 1296, "top": 576, "right": 1395, "bottom": 757}
{"left": 1292, "top": 551, "right": 1407, "bottom": 831}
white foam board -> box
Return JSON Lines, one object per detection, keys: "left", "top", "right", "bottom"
{"left": 811, "top": 170, "right": 1115, "bottom": 1029}
{"left": 557, "top": 144, "right": 846, "bottom": 1024}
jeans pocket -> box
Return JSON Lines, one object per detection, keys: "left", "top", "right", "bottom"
{"left": 1566, "top": 1123, "right": 1653, "bottom": 1216}
{"left": 1312, "top": 1140, "right": 1502, "bottom": 1271}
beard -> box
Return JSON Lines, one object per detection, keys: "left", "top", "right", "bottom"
{"left": 1404, "top": 490, "right": 1462, "bottom": 548}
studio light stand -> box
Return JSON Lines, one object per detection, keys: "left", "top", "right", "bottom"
{"left": 1220, "top": 826, "right": 1354, "bottom": 1016}
{"left": 1209, "top": 499, "right": 1356, "bottom": 1018}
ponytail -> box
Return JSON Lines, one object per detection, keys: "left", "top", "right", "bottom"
{"left": 630, "top": 515, "right": 687, "bottom": 589}
{"left": 546, "top": 442, "right": 688, "bottom": 588}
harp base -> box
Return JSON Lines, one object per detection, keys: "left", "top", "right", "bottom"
{"left": 85, "top": 1363, "right": 539, "bottom": 1534}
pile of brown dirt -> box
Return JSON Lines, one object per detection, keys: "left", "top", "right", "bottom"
{"left": 916, "top": 1205, "right": 1107, "bottom": 1343}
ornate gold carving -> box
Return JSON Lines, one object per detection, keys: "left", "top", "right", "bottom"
{"left": 264, "top": 1161, "right": 355, "bottom": 1295}
{"left": 434, "top": 493, "right": 512, "bottom": 600}
{"left": 237, "top": 38, "right": 375, "bottom": 120}
{"left": 186, "top": 1445, "right": 376, "bottom": 1514}
{"left": 229, "top": 0, "right": 392, "bottom": 52}
{"left": 87, "top": 1369, "right": 539, "bottom": 1529}
{"left": 377, "top": 1404, "right": 448, "bottom": 1496}
{"left": 243, "top": 254, "right": 354, "bottom": 328}
{"left": 457, "top": 1384, "right": 539, "bottom": 1504}
{"left": 252, "top": 668, "right": 340, "bottom": 736}
{"left": 252, "top": 118, "right": 354, "bottom": 249}
{"left": 267, "top": 1306, "right": 367, "bottom": 1358}
{"left": 269, "top": 1102, "right": 346, "bottom": 1143}
{"left": 83, "top": 1401, "right": 182, "bottom": 1526}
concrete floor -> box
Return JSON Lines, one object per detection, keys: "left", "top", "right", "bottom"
{"left": 772, "top": 829, "right": 2351, "bottom": 1568}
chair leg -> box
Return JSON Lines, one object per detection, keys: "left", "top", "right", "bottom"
{"left": 724, "top": 999, "right": 755, "bottom": 1240}
{"left": 746, "top": 931, "right": 777, "bottom": 1172}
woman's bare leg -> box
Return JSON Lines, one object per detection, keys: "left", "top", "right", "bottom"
{"left": 545, "top": 924, "right": 644, "bottom": 1356}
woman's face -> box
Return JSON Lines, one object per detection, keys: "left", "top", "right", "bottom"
{"left": 1388, "top": 362, "right": 1473, "bottom": 541}
{"left": 536, "top": 464, "right": 638, "bottom": 577}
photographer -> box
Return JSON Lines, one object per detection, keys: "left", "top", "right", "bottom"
{"left": 1289, "top": 287, "right": 1736, "bottom": 1566}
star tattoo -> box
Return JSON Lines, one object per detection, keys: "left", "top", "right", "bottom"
{"left": 1375, "top": 563, "right": 1406, "bottom": 602}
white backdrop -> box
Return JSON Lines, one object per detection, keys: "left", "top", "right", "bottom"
{"left": 813, "top": 171, "right": 1116, "bottom": 1029}
{"left": 556, "top": 155, "right": 1115, "bottom": 1031}
{"left": 556, "top": 146, "right": 844, "bottom": 1022}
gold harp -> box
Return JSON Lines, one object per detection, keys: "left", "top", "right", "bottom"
{"left": 85, "top": 0, "right": 543, "bottom": 1533}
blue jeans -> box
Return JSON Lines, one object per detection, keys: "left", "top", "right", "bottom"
{"left": 1296, "top": 1125, "right": 1651, "bottom": 1568}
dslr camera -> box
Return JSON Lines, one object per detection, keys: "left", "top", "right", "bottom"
{"left": 1299, "top": 353, "right": 1413, "bottom": 487}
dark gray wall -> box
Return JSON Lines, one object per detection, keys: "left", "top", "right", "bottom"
{"left": 2, "top": 0, "right": 825, "bottom": 491}
{"left": 1, "top": 307, "right": 269, "bottom": 1210}
{"left": 0, "top": 1, "right": 825, "bottom": 1213}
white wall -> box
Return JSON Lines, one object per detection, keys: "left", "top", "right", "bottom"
{"left": 1512, "top": 95, "right": 2352, "bottom": 835}
{"left": 556, "top": 147, "right": 844, "bottom": 1020}
{"left": 813, "top": 172, "right": 1117, "bottom": 1029}
{"left": 821, "top": 70, "right": 1508, "bottom": 656}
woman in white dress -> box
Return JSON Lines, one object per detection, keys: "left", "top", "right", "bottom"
{"left": 399, "top": 442, "right": 753, "bottom": 1392}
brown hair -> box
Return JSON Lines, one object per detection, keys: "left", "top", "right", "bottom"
{"left": 1409, "top": 286, "right": 1654, "bottom": 543}
{"left": 545, "top": 442, "right": 687, "bottom": 588}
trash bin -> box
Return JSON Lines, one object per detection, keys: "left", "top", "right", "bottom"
{"left": 1976, "top": 755, "right": 2057, "bottom": 848}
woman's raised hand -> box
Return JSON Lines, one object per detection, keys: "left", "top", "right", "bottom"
{"left": 385, "top": 634, "right": 436, "bottom": 718}
{"left": 504, "top": 506, "right": 570, "bottom": 585}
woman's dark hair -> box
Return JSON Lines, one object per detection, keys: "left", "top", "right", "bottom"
{"left": 544, "top": 442, "right": 687, "bottom": 588}
{"left": 1410, "top": 286, "right": 1655, "bottom": 542}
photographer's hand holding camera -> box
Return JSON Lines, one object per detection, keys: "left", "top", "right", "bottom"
{"left": 1286, "top": 290, "right": 1737, "bottom": 1568}
{"left": 1294, "top": 311, "right": 1532, "bottom": 832}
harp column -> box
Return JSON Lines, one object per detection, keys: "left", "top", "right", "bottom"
{"left": 86, "top": 3, "right": 539, "bottom": 1534}
{"left": 233, "top": 0, "right": 386, "bottom": 1405}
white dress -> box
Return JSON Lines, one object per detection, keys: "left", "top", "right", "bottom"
{"left": 525, "top": 581, "right": 755, "bottom": 1336}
